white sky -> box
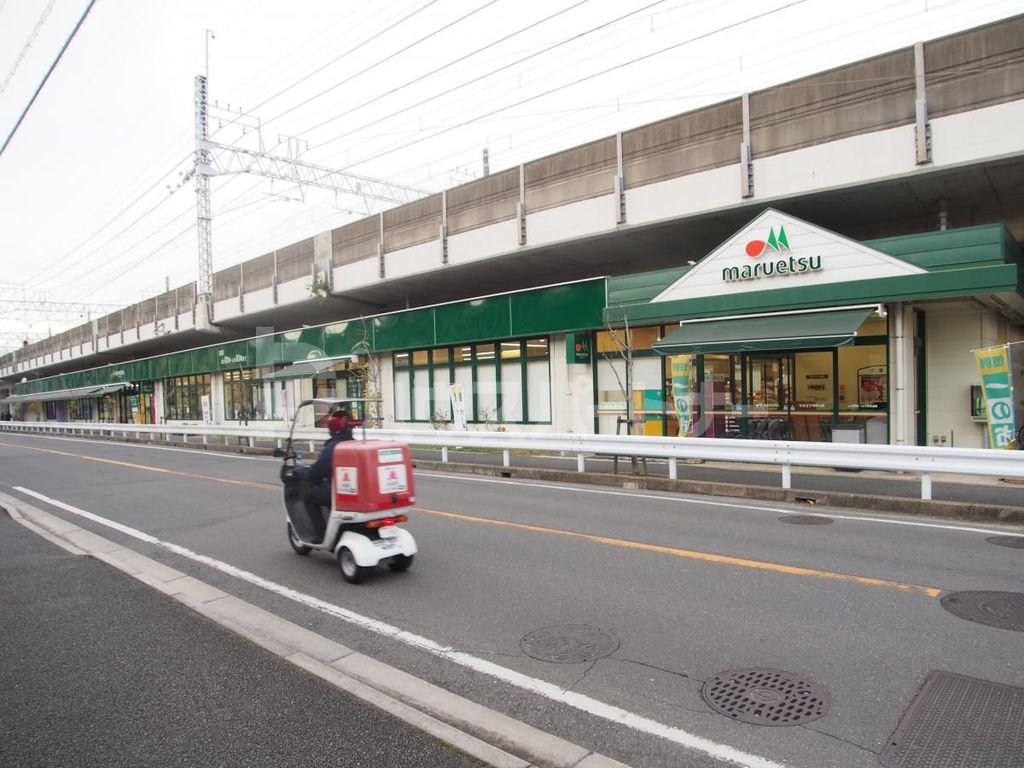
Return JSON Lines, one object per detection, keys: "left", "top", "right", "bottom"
{"left": 0, "top": 0, "right": 1021, "bottom": 351}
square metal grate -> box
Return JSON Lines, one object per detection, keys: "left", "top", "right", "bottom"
{"left": 881, "top": 670, "right": 1024, "bottom": 768}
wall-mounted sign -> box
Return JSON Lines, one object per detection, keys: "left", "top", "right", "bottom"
{"left": 218, "top": 352, "right": 248, "bottom": 367}
{"left": 722, "top": 225, "right": 823, "bottom": 283}
{"left": 652, "top": 209, "right": 925, "bottom": 304}
{"left": 565, "top": 332, "right": 591, "bottom": 364}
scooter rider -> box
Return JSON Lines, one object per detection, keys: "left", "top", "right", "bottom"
{"left": 300, "top": 408, "right": 357, "bottom": 512}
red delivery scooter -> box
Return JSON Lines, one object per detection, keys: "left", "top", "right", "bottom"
{"left": 275, "top": 398, "right": 417, "bottom": 583}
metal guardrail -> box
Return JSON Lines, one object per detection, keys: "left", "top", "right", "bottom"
{"left": 2, "top": 420, "right": 1023, "bottom": 501}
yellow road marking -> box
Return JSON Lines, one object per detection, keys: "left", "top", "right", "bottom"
{"left": 0, "top": 439, "right": 942, "bottom": 597}
{"left": 414, "top": 507, "right": 942, "bottom": 597}
{"left": 0, "top": 441, "right": 279, "bottom": 491}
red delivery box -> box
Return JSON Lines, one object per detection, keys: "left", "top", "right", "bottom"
{"left": 332, "top": 441, "right": 416, "bottom": 513}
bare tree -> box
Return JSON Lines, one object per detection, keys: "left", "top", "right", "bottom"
{"left": 600, "top": 309, "right": 642, "bottom": 472}
{"left": 350, "top": 317, "right": 384, "bottom": 427}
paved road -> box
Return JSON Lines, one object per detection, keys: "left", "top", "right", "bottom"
{"left": 0, "top": 509, "right": 489, "bottom": 768}
{"left": 407, "top": 447, "right": 1024, "bottom": 509}
{"left": 1, "top": 432, "right": 1023, "bottom": 768}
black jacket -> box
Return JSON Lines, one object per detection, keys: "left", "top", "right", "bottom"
{"left": 304, "top": 431, "right": 352, "bottom": 485}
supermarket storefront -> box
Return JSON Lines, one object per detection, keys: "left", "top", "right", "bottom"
{"left": 605, "top": 209, "right": 1024, "bottom": 447}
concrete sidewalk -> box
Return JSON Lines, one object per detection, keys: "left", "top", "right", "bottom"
{"left": 0, "top": 491, "right": 629, "bottom": 768}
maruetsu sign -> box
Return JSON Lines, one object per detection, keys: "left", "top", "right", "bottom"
{"left": 721, "top": 226, "right": 822, "bottom": 283}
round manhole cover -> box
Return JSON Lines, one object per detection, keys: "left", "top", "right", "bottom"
{"left": 986, "top": 535, "right": 1024, "bottom": 549}
{"left": 940, "top": 591, "right": 1024, "bottom": 631}
{"left": 520, "top": 625, "right": 619, "bottom": 663}
{"left": 701, "top": 668, "right": 830, "bottom": 726}
{"left": 779, "top": 515, "right": 833, "bottom": 525}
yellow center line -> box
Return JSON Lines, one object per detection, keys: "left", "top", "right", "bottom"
{"left": 413, "top": 507, "right": 943, "bottom": 598}
{"left": 0, "top": 441, "right": 279, "bottom": 491}
{"left": 0, "top": 439, "right": 942, "bottom": 597}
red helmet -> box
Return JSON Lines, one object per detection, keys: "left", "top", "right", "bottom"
{"left": 327, "top": 413, "right": 348, "bottom": 435}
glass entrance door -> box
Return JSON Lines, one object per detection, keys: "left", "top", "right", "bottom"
{"left": 743, "top": 354, "right": 793, "bottom": 439}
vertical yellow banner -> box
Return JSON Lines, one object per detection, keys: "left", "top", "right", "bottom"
{"left": 670, "top": 356, "right": 693, "bottom": 437}
{"left": 974, "top": 345, "right": 1016, "bottom": 448}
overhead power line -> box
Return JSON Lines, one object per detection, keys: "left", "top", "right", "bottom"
{"left": 0, "top": 0, "right": 98, "bottom": 160}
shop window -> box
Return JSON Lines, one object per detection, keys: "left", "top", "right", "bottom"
{"left": 393, "top": 370, "right": 411, "bottom": 420}
{"left": 391, "top": 337, "right": 551, "bottom": 424}
{"left": 164, "top": 374, "right": 211, "bottom": 421}
{"left": 224, "top": 367, "right": 275, "bottom": 421}
{"left": 393, "top": 352, "right": 411, "bottom": 368}
{"left": 525, "top": 338, "right": 549, "bottom": 358}
{"left": 595, "top": 325, "right": 661, "bottom": 354}
{"left": 857, "top": 314, "right": 888, "bottom": 338}
{"left": 500, "top": 341, "right": 521, "bottom": 360}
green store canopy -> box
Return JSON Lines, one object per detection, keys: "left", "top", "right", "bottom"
{"left": 261, "top": 356, "right": 353, "bottom": 381}
{"left": 1, "top": 383, "right": 128, "bottom": 404}
{"left": 653, "top": 307, "right": 876, "bottom": 355}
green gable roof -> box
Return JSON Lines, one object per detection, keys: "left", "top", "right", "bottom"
{"left": 605, "top": 224, "right": 1021, "bottom": 324}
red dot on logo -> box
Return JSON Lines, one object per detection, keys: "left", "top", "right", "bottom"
{"left": 745, "top": 240, "right": 766, "bottom": 258}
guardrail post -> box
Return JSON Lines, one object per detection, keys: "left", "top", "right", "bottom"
{"left": 248, "top": 436, "right": 255, "bottom": 448}
{"left": 921, "top": 473, "right": 932, "bottom": 501}
{"left": 441, "top": 446, "right": 448, "bottom": 462}
{"left": 669, "top": 457, "right": 678, "bottom": 480}
{"left": 503, "top": 448, "right": 510, "bottom": 468}
{"left": 203, "top": 433, "right": 209, "bottom": 445}
{"left": 577, "top": 453, "right": 585, "bottom": 473}
{"left": 782, "top": 464, "right": 792, "bottom": 490}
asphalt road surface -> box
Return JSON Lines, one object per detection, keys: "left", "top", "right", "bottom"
{"left": 1, "top": 432, "right": 1022, "bottom": 768}
{"left": 0, "top": 498, "right": 488, "bottom": 768}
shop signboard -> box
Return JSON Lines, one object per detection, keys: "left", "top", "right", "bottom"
{"left": 974, "top": 345, "right": 1016, "bottom": 448}
{"left": 651, "top": 209, "right": 926, "bottom": 304}
{"left": 671, "top": 355, "right": 693, "bottom": 437}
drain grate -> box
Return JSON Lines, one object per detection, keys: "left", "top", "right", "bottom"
{"left": 881, "top": 670, "right": 1024, "bottom": 768}
{"left": 986, "top": 535, "right": 1024, "bottom": 549}
{"left": 520, "top": 624, "right": 619, "bottom": 663}
{"left": 701, "top": 668, "right": 830, "bottom": 726}
{"left": 940, "top": 591, "right": 1024, "bottom": 631}
{"left": 779, "top": 515, "right": 833, "bottom": 525}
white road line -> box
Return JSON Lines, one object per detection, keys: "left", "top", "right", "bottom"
{"left": 418, "top": 472, "right": 1024, "bottom": 538}
{"left": 15, "top": 485, "right": 788, "bottom": 768}
{"left": 0, "top": 432, "right": 276, "bottom": 461}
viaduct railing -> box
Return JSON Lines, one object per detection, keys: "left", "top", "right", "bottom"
{"left": 3, "top": 420, "right": 1023, "bottom": 501}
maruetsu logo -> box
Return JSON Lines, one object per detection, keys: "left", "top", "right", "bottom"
{"left": 722, "top": 225, "right": 822, "bottom": 282}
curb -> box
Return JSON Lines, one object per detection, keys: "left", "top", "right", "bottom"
{"left": 0, "top": 491, "right": 630, "bottom": 768}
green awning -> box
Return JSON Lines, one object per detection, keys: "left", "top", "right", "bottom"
{"left": 1, "top": 383, "right": 128, "bottom": 404}
{"left": 653, "top": 307, "right": 875, "bottom": 355}
{"left": 261, "top": 356, "right": 350, "bottom": 381}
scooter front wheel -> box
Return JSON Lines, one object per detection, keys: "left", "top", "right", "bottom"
{"left": 337, "top": 546, "right": 371, "bottom": 584}
{"left": 287, "top": 522, "right": 312, "bottom": 555}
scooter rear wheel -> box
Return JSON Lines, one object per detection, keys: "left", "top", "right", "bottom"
{"left": 287, "top": 522, "right": 312, "bottom": 555}
{"left": 337, "top": 546, "right": 371, "bottom": 584}
{"left": 388, "top": 554, "right": 414, "bottom": 572}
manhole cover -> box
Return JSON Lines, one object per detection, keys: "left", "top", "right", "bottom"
{"left": 940, "top": 591, "right": 1024, "bottom": 631}
{"left": 701, "top": 668, "right": 830, "bottom": 726}
{"left": 778, "top": 515, "right": 833, "bottom": 525}
{"left": 520, "top": 624, "right": 619, "bottom": 663}
{"left": 986, "top": 535, "right": 1024, "bottom": 549}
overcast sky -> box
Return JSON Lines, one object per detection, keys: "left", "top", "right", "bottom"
{"left": 0, "top": 0, "right": 1020, "bottom": 351}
